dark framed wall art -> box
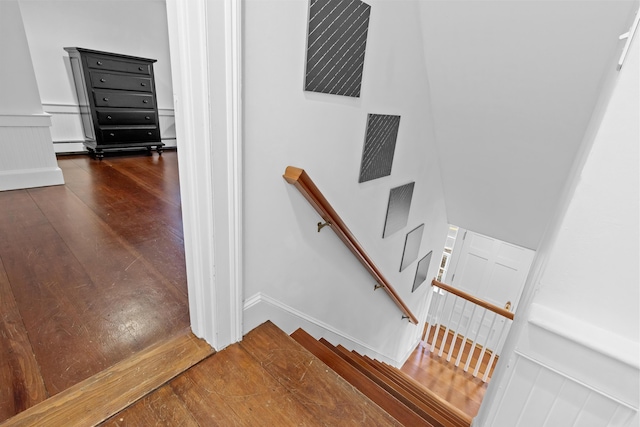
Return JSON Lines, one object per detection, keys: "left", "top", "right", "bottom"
{"left": 304, "top": 0, "right": 371, "bottom": 97}
{"left": 412, "top": 251, "right": 433, "bottom": 292}
{"left": 382, "top": 182, "right": 414, "bottom": 238}
{"left": 400, "top": 223, "right": 424, "bottom": 272}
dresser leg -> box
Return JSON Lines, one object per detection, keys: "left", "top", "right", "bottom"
{"left": 95, "top": 150, "right": 104, "bottom": 160}
{"left": 157, "top": 146, "right": 163, "bottom": 156}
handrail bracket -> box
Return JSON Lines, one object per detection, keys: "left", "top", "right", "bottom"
{"left": 317, "top": 221, "right": 332, "bottom": 232}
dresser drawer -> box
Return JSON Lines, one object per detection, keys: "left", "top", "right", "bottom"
{"left": 96, "top": 110, "right": 157, "bottom": 126}
{"left": 91, "top": 72, "right": 153, "bottom": 92}
{"left": 94, "top": 91, "right": 155, "bottom": 108}
{"left": 86, "top": 55, "right": 151, "bottom": 75}
{"left": 100, "top": 128, "right": 160, "bottom": 143}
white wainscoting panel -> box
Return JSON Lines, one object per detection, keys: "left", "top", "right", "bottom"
{"left": 0, "top": 114, "right": 64, "bottom": 191}
{"left": 43, "top": 103, "right": 177, "bottom": 153}
{"left": 490, "top": 355, "right": 636, "bottom": 427}
{"left": 482, "top": 303, "right": 639, "bottom": 427}
{"left": 243, "top": 292, "right": 404, "bottom": 366}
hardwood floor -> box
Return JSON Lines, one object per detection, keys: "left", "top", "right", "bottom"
{"left": 99, "top": 321, "right": 402, "bottom": 427}
{"left": 401, "top": 341, "right": 488, "bottom": 418}
{"left": 0, "top": 152, "right": 190, "bottom": 422}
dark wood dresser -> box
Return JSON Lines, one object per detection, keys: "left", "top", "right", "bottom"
{"left": 64, "top": 47, "right": 164, "bottom": 159}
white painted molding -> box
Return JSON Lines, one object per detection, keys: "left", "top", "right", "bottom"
{"left": 528, "top": 303, "right": 640, "bottom": 369}
{"left": 166, "top": 0, "right": 216, "bottom": 347}
{"left": 53, "top": 142, "right": 85, "bottom": 154}
{"left": 165, "top": 0, "right": 243, "bottom": 350}
{"left": 243, "top": 292, "right": 401, "bottom": 366}
{"left": 515, "top": 303, "right": 640, "bottom": 410}
{"left": 513, "top": 350, "right": 639, "bottom": 411}
{"left": 0, "top": 123, "right": 64, "bottom": 190}
{"left": 0, "top": 167, "right": 64, "bottom": 191}
{"left": 224, "top": 0, "right": 244, "bottom": 347}
{"left": 0, "top": 113, "right": 51, "bottom": 127}
{"left": 483, "top": 352, "right": 638, "bottom": 427}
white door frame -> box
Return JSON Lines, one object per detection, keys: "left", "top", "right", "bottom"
{"left": 165, "top": 0, "right": 243, "bottom": 350}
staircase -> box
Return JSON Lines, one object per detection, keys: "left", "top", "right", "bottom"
{"left": 291, "top": 328, "right": 472, "bottom": 427}
{"left": 1, "top": 321, "right": 472, "bottom": 426}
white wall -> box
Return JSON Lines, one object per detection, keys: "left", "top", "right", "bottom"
{"left": 0, "top": 0, "right": 63, "bottom": 191}
{"left": 475, "top": 30, "right": 639, "bottom": 427}
{"left": 242, "top": 0, "right": 449, "bottom": 364}
{"left": 19, "top": 0, "right": 176, "bottom": 150}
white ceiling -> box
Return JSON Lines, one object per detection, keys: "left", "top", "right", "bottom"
{"left": 417, "top": 0, "right": 638, "bottom": 249}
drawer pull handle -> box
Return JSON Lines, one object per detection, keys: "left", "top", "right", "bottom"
{"left": 103, "top": 97, "right": 109, "bottom": 101}
{"left": 141, "top": 83, "right": 146, "bottom": 87}
{"left": 100, "top": 78, "right": 106, "bottom": 82}
{"left": 138, "top": 66, "right": 144, "bottom": 71}
{"left": 145, "top": 116, "right": 151, "bottom": 120}
{"left": 106, "top": 115, "right": 112, "bottom": 120}
{"left": 147, "top": 132, "right": 153, "bottom": 135}
{"left": 97, "top": 61, "right": 103, "bottom": 66}
{"left": 109, "top": 133, "right": 115, "bottom": 137}
{"left": 143, "top": 99, "right": 148, "bottom": 104}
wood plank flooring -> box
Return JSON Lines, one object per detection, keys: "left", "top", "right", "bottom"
{"left": 0, "top": 152, "right": 190, "bottom": 422}
{"left": 401, "top": 341, "right": 488, "bottom": 418}
{"left": 1, "top": 328, "right": 213, "bottom": 427}
{"left": 99, "top": 321, "right": 402, "bottom": 427}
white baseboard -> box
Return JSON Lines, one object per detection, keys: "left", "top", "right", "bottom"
{"left": 53, "top": 141, "right": 86, "bottom": 154}
{"left": 0, "top": 118, "right": 64, "bottom": 190}
{"left": 243, "top": 292, "right": 401, "bottom": 366}
{"left": 0, "top": 166, "right": 64, "bottom": 191}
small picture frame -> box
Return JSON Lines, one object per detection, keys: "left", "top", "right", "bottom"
{"left": 412, "top": 251, "right": 433, "bottom": 292}
{"left": 382, "top": 182, "right": 415, "bottom": 238}
{"left": 400, "top": 223, "right": 424, "bottom": 272}
{"left": 358, "top": 114, "right": 401, "bottom": 183}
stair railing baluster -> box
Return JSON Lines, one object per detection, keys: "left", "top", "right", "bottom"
{"left": 463, "top": 308, "right": 487, "bottom": 373}
{"left": 482, "top": 318, "right": 509, "bottom": 382}
{"left": 446, "top": 299, "right": 468, "bottom": 362}
{"left": 454, "top": 303, "right": 477, "bottom": 367}
{"left": 429, "top": 291, "right": 450, "bottom": 353}
{"left": 472, "top": 311, "right": 498, "bottom": 378}
{"left": 437, "top": 295, "right": 459, "bottom": 358}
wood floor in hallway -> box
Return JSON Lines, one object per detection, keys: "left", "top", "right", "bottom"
{"left": 0, "top": 151, "right": 190, "bottom": 422}
{"left": 401, "top": 341, "right": 488, "bottom": 418}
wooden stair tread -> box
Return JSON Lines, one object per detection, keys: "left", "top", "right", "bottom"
{"left": 291, "top": 328, "right": 431, "bottom": 427}
{"left": 102, "top": 321, "right": 405, "bottom": 426}
{"left": 341, "top": 345, "right": 470, "bottom": 427}
{"left": 365, "top": 355, "right": 472, "bottom": 427}
{"left": 326, "top": 343, "right": 448, "bottom": 427}
{"left": 243, "top": 322, "right": 403, "bottom": 426}
{"left": 106, "top": 341, "right": 321, "bottom": 426}
{"left": 0, "top": 327, "right": 214, "bottom": 427}
{"left": 301, "top": 333, "right": 471, "bottom": 427}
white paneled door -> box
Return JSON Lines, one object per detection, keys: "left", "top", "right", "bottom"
{"left": 448, "top": 229, "right": 534, "bottom": 310}
{"left": 444, "top": 229, "right": 535, "bottom": 350}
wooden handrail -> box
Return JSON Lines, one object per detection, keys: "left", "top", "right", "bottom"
{"left": 431, "top": 279, "right": 514, "bottom": 320}
{"left": 283, "top": 166, "right": 418, "bottom": 324}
